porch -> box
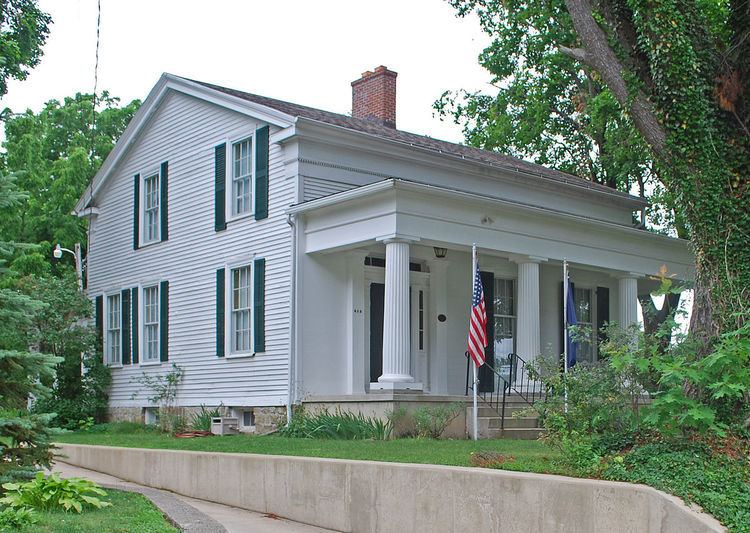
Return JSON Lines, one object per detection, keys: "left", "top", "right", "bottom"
{"left": 289, "top": 179, "right": 693, "bottom": 409}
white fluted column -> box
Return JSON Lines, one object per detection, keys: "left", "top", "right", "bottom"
{"left": 618, "top": 276, "right": 639, "bottom": 329}
{"left": 378, "top": 239, "right": 414, "bottom": 383}
{"left": 516, "top": 260, "right": 541, "bottom": 361}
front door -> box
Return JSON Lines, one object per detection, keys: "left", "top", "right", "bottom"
{"left": 478, "top": 270, "right": 495, "bottom": 393}
{"left": 367, "top": 273, "right": 430, "bottom": 386}
{"left": 369, "top": 283, "right": 385, "bottom": 383}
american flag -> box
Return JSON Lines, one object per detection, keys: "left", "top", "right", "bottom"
{"left": 467, "top": 263, "right": 488, "bottom": 367}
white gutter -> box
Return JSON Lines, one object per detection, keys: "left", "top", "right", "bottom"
{"left": 285, "top": 213, "right": 298, "bottom": 426}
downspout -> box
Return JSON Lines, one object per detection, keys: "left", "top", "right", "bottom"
{"left": 285, "top": 213, "right": 297, "bottom": 426}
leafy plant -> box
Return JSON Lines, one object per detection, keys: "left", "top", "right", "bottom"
{"left": 601, "top": 442, "right": 750, "bottom": 533}
{"left": 0, "top": 505, "right": 37, "bottom": 530}
{"left": 279, "top": 407, "right": 393, "bottom": 440}
{"left": 190, "top": 405, "right": 222, "bottom": 432}
{"left": 413, "top": 402, "right": 463, "bottom": 439}
{"left": 1, "top": 472, "right": 111, "bottom": 513}
{"left": 130, "top": 363, "right": 184, "bottom": 433}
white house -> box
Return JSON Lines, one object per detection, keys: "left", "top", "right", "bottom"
{"left": 76, "top": 66, "right": 693, "bottom": 435}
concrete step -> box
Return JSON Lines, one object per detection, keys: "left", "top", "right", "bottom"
{"left": 485, "top": 416, "right": 539, "bottom": 429}
{"left": 468, "top": 405, "right": 537, "bottom": 418}
{"left": 486, "top": 427, "right": 544, "bottom": 440}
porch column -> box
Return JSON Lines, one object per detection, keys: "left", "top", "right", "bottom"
{"left": 618, "top": 275, "right": 639, "bottom": 329}
{"left": 516, "top": 259, "right": 542, "bottom": 361}
{"left": 379, "top": 239, "right": 414, "bottom": 383}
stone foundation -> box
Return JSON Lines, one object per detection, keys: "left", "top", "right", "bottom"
{"left": 107, "top": 405, "right": 287, "bottom": 434}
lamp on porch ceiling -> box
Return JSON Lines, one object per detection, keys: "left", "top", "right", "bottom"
{"left": 433, "top": 247, "right": 447, "bottom": 259}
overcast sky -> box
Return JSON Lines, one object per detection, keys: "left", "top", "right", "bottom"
{"left": 0, "top": 0, "right": 493, "bottom": 143}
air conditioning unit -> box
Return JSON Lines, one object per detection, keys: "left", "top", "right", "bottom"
{"left": 211, "top": 417, "right": 239, "bottom": 436}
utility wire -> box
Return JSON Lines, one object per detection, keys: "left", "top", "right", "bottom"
{"left": 85, "top": 0, "right": 102, "bottom": 287}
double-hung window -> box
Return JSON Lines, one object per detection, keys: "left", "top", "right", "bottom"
{"left": 231, "top": 265, "right": 252, "bottom": 353}
{"left": 494, "top": 278, "right": 516, "bottom": 358}
{"left": 574, "top": 287, "right": 595, "bottom": 363}
{"left": 143, "top": 172, "right": 160, "bottom": 243}
{"left": 231, "top": 138, "right": 253, "bottom": 216}
{"left": 142, "top": 285, "right": 160, "bottom": 362}
{"left": 106, "top": 293, "right": 121, "bottom": 365}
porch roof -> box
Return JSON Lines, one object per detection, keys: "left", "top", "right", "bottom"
{"left": 287, "top": 179, "right": 694, "bottom": 280}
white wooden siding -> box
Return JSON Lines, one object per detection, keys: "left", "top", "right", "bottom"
{"left": 302, "top": 176, "right": 357, "bottom": 202}
{"left": 88, "top": 90, "right": 293, "bottom": 407}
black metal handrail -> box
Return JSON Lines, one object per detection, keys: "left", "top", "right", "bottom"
{"left": 465, "top": 352, "right": 548, "bottom": 430}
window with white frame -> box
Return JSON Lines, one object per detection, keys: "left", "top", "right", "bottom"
{"left": 106, "top": 293, "right": 121, "bottom": 365}
{"left": 142, "top": 285, "right": 160, "bottom": 362}
{"left": 574, "top": 287, "right": 595, "bottom": 363}
{"left": 142, "top": 172, "right": 160, "bottom": 243}
{"left": 231, "top": 265, "right": 252, "bottom": 353}
{"left": 231, "top": 138, "right": 253, "bottom": 216}
{"left": 494, "top": 278, "right": 516, "bottom": 358}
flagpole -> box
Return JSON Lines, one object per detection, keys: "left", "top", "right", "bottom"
{"left": 563, "top": 259, "right": 569, "bottom": 414}
{"left": 472, "top": 243, "right": 479, "bottom": 441}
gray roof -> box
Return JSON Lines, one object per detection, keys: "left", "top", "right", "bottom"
{"left": 188, "top": 77, "right": 644, "bottom": 204}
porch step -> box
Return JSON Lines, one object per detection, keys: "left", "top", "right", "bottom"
{"left": 467, "top": 407, "right": 543, "bottom": 439}
{"left": 486, "top": 427, "right": 544, "bottom": 440}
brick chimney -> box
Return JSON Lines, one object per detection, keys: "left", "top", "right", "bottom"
{"left": 351, "top": 66, "right": 397, "bottom": 128}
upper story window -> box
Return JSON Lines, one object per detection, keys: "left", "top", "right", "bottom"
{"left": 106, "top": 293, "right": 121, "bottom": 365}
{"left": 142, "top": 284, "right": 160, "bottom": 362}
{"left": 231, "top": 265, "right": 253, "bottom": 353}
{"left": 231, "top": 138, "right": 253, "bottom": 216}
{"left": 143, "top": 172, "right": 161, "bottom": 243}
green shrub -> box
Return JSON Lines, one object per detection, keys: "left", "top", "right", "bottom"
{"left": 1, "top": 472, "right": 111, "bottom": 514}
{"left": 0, "top": 506, "right": 37, "bottom": 530}
{"left": 279, "top": 408, "right": 392, "bottom": 440}
{"left": 602, "top": 442, "right": 750, "bottom": 533}
{"left": 190, "top": 405, "right": 222, "bottom": 432}
{"left": 413, "top": 402, "right": 463, "bottom": 439}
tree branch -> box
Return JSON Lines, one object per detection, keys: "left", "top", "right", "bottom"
{"left": 563, "top": 0, "right": 669, "bottom": 159}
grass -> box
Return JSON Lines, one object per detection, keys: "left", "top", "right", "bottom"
{"left": 8, "top": 489, "right": 177, "bottom": 533}
{"left": 55, "top": 424, "right": 565, "bottom": 474}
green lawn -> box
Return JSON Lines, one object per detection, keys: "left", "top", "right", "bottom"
{"left": 55, "top": 429, "right": 565, "bottom": 474}
{"left": 12, "top": 489, "right": 177, "bottom": 533}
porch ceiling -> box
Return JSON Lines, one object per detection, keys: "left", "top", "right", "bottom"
{"left": 288, "top": 179, "right": 694, "bottom": 280}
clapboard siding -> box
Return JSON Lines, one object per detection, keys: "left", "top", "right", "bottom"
{"left": 302, "top": 175, "right": 357, "bottom": 201}
{"left": 88, "top": 90, "right": 293, "bottom": 407}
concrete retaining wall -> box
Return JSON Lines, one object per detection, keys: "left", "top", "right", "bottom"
{"left": 57, "top": 444, "right": 725, "bottom": 533}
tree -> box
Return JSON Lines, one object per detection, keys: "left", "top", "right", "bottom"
{"left": 0, "top": 0, "right": 51, "bottom": 97}
{"left": 1, "top": 92, "right": 140, "bottom": 253}
{"left": 0, "top": 170, "right": 60, "bottom": 483}
{"left": 447, "top": 0, "right": 749, "bottom": 345}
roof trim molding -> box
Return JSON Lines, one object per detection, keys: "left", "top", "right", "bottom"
{"left": 287, "top": 178, "right": 685, "bottom": 248}
{"left": 74, "top": 73, "right": 296, "bottom": 212}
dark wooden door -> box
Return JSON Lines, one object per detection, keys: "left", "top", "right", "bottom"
{"left": 369, "top": 282, "right": 385, "bottom": 382}
{"left": 478, "top": 271, "right": 495, "bottom": 392}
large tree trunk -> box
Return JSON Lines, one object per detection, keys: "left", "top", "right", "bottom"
{"left": 562, "top": 0, "right": 749, "bottom": 349}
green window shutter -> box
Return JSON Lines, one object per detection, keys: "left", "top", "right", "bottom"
{"left": 253, "top": 258, "right": 265, "bottom": 352}
{"left": 160, "top": 161, "right": 169, "bottom": 241}
{"left": 216, "top": 268, "right": 225, "bottom": 357}
{"left": 131, "top": 287, "right": 139, "bottom": 364}
{"left": 133, "top": 174, "right": 140, "bottom": 249}
{"left": 95, "top": 295, "right": 104, "bottom": 358}
{"left": 254, "top": 126, "right": 269, "bottom": 220}
{"left": 160, "top": 281, "right": 169, "bottom": 362}
{"left": 121, "top": 289, "right": 131, "bottom": 365}
{"left": 215, "top": 144, "right": 227, "bottom": 231}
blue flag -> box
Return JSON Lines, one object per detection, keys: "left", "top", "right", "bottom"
{"left": 566, "top": 280, "right": 577, "bottom": 368}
